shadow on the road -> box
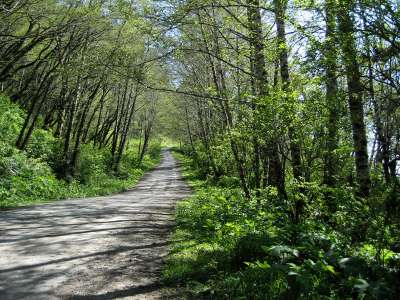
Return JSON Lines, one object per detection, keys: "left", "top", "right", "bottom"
{"left": 0, "top": 149, "right": 192, "bottom": 300}
{"left": 0, "top": 224, "right": 174, "bottom": 243}
{"left": 66, "top": 282, "right": 162, "bottom": 300}
{"left": 0, "top": 211, "right": 175, "bottom": 222}
{"left": 0, "top": 241, "right": 171, "bottom": 274}
{"left": 152, "top": 165, "right": 176, "bottom": 171}
{"left": 0, "top": 218, "right": 153, "bottom": 232}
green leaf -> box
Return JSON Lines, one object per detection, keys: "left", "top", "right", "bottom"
{"left": 325, "top": 265, "right": 336, "bottom": 275}
{"left": 354, "top": 278, "right": 369, "bottom": 292}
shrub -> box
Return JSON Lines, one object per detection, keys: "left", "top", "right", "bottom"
{"left": 78, "top": 144, "right": 108, "bottom": 184}
{"left": 26, "top": 128, "right": 58, "bottom": 160}
{"left": 0, "top": 142, "right": 61, "bottom": 208}
{"left": 0, "top": 94, "right": 24, "bottom": 143}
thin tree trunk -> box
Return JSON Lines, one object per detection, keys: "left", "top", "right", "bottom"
{"left": 274, "top": 0, "right": 303, "bottom": 222}
{"left": 198, "top": 10, "right": 250, "bottom": 198}
{"left": 93, "top": 88, "right": 108, "bottom": 147}
{"left": 337, "top": 0, "right": 371, "bottom": 196}
{"left": 184, "top": 103, "right": 196, "bottom": 155}
{"left": 247, "top": 0, "right": 266, "bottom": 190}
{"left": 323, "top": 0, "right": 340, "bottom": 187}
{"left": 19, "top": 83, "right": 52, "bottom": 150}
{"left": 114, "top": 86, "right": 139, "bottom": 172}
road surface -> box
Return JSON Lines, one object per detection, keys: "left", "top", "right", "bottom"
{"left": 0, "top": 150, "right": 191, "bottom": 299}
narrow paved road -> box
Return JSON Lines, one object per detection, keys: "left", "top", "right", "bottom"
{"left": 0, "top": 150, "right": 191, "bottom": 300}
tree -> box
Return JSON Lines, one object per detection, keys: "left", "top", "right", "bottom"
{"left": 337, "top": 0, "right": 371, "bottom": 196}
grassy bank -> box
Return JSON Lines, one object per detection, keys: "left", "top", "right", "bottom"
{"left": 0, "top": 147, "right": 160, "bottom": 210}
{"left": 0, "top": 95, "right": 161, "bottom": 209}
{"left": 164, "top": 150, "right": 400, "bottom": 299}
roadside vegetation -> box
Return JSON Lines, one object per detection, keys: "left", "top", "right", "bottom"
{"left": 158, "top": 0, "right": 400, "bottom": 298}
{"left": 0, "top": 95, "right": 161, "bottom": 209}
{"left": 165, "top": 150, "right": 399, "bottom": 299}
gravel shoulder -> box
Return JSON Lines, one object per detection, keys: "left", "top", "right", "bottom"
{"left": 0, "top": 149, "right": 191, "bottom": 300}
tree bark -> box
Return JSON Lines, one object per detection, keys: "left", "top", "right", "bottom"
{"left": 323, "top": 0, "right": 340, "bottom": 187}
{"left": 337, "top": 0, "right": 371, "bottom": 196}
{"left": 274, "top": 0, "right": 303, "bottom": 222}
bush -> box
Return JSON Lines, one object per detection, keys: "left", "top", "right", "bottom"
{"left": 0, "top": 142, "right": 62, "bottom": 208}
{"left": 26, "top": 128, "right": 58, "bottom": 160}
{"left": 0, "top": 94, "right": 24, "bottom": 143}
{"left": 148, "top": 140, "right": 162, "bottom": 160}
{"left": 78, "top": 144, "right": 108, "bottom": 184}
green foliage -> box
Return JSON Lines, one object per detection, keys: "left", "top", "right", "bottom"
{"left": 0, "top": 95, "right": 161, "bottom": 209}
{"left": 78, "top": 145, "right": 110, "bottom": 184}
{"left": 164, "top": 152, "right": 400, "bottom": 299}
{"left": 26, "top": 129, "right": 58, "bottom": 160}
{"left": 0, "top": 95, "right": 24, "bottom": 142}
{"left": 0, "top": 139, "right": 160, "bottom": 209}
{"left": 0, "top": 96, "right": 61, "bottom": 207}
{"left": 0, "top": 141, "right": 62, "bottom": 207}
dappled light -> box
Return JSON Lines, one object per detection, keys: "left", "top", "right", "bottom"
{"left": 0, "top": 0, "right": 399, "bottom": 298}
{"left": 0, "top": 151, "right": 191, "bottom": 299}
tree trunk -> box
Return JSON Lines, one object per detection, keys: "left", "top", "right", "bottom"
{"left": 323, "top": 0, "right": 340, "bottom": 187}
{"left": 274, "top": 0, "right": 303, "bottom": 223}
{"left": 337, "top": 0, "right": 370, "bottom": 196}
{"left": 247, "top": 0, "right": 267, "bottom": 190}
{"left": 114, "top": 86, "right": 139, "bottom": 173}
{"left": 198, "top": 11, "right": 250, "bottom": 198}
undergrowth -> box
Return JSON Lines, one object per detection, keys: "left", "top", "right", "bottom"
{"left": 0, "top": 95, "right": 161, "bottom": 209}
{"left": 164, "top": 150, "right": 400, "bottom": 299}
